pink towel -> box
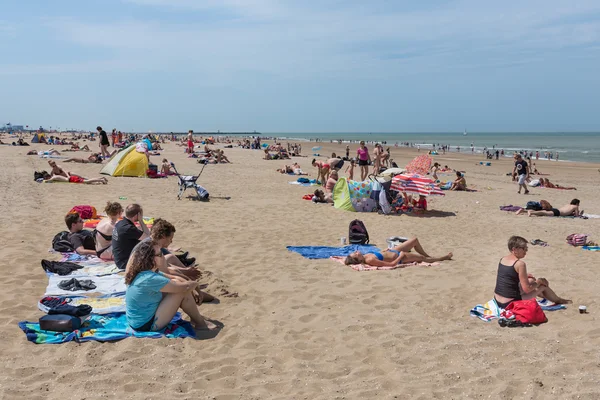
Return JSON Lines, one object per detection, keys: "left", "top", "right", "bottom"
{"left": 330, "top": 256, "right": 440, "bottom": 271}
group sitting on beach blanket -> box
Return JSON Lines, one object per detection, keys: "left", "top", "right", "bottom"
{"left": 20, "top": 203, "right": 223, "bottom": 344}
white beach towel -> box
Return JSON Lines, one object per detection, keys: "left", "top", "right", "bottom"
{"left": 45, "top": 275, "right": 126, "bottom": 296}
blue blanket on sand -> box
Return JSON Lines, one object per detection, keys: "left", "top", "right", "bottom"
{"left": 19, "top": 312, "right": 195, "bottom": 344}
{"left": 287, "top": 244, "right": 376, "bottom": 259}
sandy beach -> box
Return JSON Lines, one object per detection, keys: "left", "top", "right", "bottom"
{"left": 1, "top": 138, "right": 599, "bottom": 399}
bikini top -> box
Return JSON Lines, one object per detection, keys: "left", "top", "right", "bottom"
{"left": 94, "top": 229, "right": 113, "bottom": 241}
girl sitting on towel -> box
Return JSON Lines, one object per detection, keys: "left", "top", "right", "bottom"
{"left": 95, "top": 202, "right": 123, "bottom": 261}
{"left": 493, "top": 236, "right": 571, "bottom": 309}
{"left": 125, "top": 239, "right": 217, "bottom": 332}
{"left": 344, "top": 237, "right": 453, "bottom": 267}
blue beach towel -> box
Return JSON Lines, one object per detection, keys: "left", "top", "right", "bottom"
{"left": 19, "top": 312, "right": 195, "bottom": 344}
{"left": 583, "top": 246, "right": 600, "bottom": 251}
{"left": 287, "top": 245, "right": 376, "bottom": 259}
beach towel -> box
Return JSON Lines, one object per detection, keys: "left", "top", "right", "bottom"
{"left": 45, "top": 275, "right": 126, "bottom": 296}
{"left": 58, "top": 253, "right": 105, "bottom": 263}
{"left": 330, "top": 256, "right": 440, "bottom": 271}
{"left": 18, "top": 312, "right": 195, "bottom": 344}
{"left": 44, "top": 263, "right": 121, "bottom": 277}
{"left": 499, "top": 205, "right": 522, "bottom": 212}
{"left": 289, "top": 181, "right": 314, "bottom": 187}
{"left": 470, "top": 298, "right": 566, "bottom": 322}
{"left": 582, "top": 214, "right": 600, "bottom": 219}
{"left": 287, "top": 244, "right": 375, "bottom": 259}
{"left": 38, "top": 294, "right": 126, "bottom": 314}
{"left": 582, "top": 246, "right": 600, "bottom": 251}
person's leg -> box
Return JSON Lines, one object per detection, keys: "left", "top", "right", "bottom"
{"left": 399, "top": 251, "right": 453, "bottom": 264}
{"left": 83, "top": 177, "right": 108, "bottom": 184}
{"left": 165, "top": 253, "right": 186, "bottom": 268}
{"left": 393, "top": 237, "right": 431, "bottom": 257}
{"left": 178, "top": 291, "right": 216, "bottom": 330}
{"left": 64, "top": 158, "right": 85, "bottom": 163}
{"left": 527, "top": 210, "right": 554, "bottom": 217}
{"left": 153, "top": 292, "right": 186, "bottom": 330}
{"left": 523, "top": 286, "right": 571, "bottom": 304}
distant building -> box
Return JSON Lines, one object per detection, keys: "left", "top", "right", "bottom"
{"left": 1, "top": 123, "right": 25, "bottom": 131}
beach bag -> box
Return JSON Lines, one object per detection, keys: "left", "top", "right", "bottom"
{"left": 69, "top": 205, "right": 97, "bottom": 220}
{"left": 52, "top": 231, "right": 75, "bottom": 253}
{"left": 34, "top": 170, "right": 50, "bottom": 181}
{"left": 195, "top": 184, "right": 209, "bottom": 200}
{"left": 348, "top": 219, "right": 369, "bottom": 245}
{"left": 525, "top": 201, "right": 542, "bottom": 211}
{"left": 39, "top": 314, "right": 82, "bottom": 332}
{"left": 566, "top": 233, "right": 588, "bottom": 246}
{"left": 504, "top": 299, "right": 547, "bottom": 324}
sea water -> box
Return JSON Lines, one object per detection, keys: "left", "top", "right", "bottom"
{"left": 271, "top": 132, "right": 600, "bottom": 163}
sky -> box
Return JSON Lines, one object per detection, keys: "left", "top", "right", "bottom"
{"left": 1, "top": 0, "right": 600, "bottom": 133}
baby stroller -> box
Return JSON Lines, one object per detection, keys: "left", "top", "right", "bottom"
{"left": 171, "top": 162, "right": 209, "bottom": 201}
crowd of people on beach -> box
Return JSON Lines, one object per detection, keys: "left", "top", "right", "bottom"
{"left": 4, "top": 126, "right": 591, "bottom": 338}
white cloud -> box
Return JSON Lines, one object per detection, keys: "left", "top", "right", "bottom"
{"left": 10, "top": 1, "right": 600, "bottom": 78}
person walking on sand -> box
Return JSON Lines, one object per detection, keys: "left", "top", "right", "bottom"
{"left": 97, "top": 126, "right": 111, "bottom": 159}
{"left": 513, "top": 154, "right": 530, "bottom": 194}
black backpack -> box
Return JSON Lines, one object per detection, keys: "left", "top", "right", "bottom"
{"left": 52, "top": 231, "right": 75, "bottom": 253}
{"left": 349, "top": 219, "right": 369, "bottom": 245}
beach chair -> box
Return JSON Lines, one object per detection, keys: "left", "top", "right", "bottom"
{"left": 170, "top": 162, "right": 209, "bottom": 201}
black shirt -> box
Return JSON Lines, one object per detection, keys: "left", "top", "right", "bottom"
{"left": 514, "top": 160, "right": 528, "bottom": 175}
{"left": 99, "top": 130, "right": 109, "bottom": 146}
{"left": 112, "top": 218, "right": 143, "bottom": 270}
{"left": 68, "top": 230, "right": 96, "bottom": 252}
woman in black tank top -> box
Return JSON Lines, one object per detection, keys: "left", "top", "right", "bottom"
{"left": 494, "top": 236, "right": 571, "bottom": 309}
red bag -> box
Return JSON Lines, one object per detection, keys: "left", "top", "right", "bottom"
{"left": 69, "top": 205, "right": 97, "bottom": 220}
{"left": 505, "top": 299, "right": 547, "bottom": 324}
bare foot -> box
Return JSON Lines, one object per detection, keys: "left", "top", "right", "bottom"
{"left": 444, "top": 252, "right": 453, "bottom": 260}
{"left": 527, "top": 210, "right": 533, "bottom": 217}
{"left": 193, "top": 319, "right": 218, "bottom": 331}
{"left": 516, "top": 209, "right": 524, "bottom": 215}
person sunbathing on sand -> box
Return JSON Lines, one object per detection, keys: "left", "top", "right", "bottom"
{"left": 292, "top": 163, "right": 307, "bottom": 175}
{"left": 64, "top": 152, "right": 113, "bottom": 163}
{"left": 66, "top": 142, "right": 91, "bottom": 151}
{"left": 539, "top": 177, "right": 576, "bottom": 190}
{"left": 45, "top": 159, "right": 107, "bottom": 184}
{"left": 450, "top": 171, "right": 467, "bottom": 191}
{"left": 312, "top": 189, "right": 332, "bottom": 203}
{"left": 493, "top": 236, "right": 571, "bottom": 309}
{"left": 125, "top": 239, "right": 217, "bottom": 332}
{"left": 523, "top": 198, "right": 582, "bottom": 217}
{"left": 95, "top": 202, "right": 123, "bottom": 261}
{"left": 344, "top": 237, "right": 453, "bottom": 267}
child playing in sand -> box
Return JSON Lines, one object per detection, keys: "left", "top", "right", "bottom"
{"left": 345, "top": 159, "right": 355, "bottom": 181}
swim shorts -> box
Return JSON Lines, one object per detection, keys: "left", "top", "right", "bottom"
{"left": 69, "top": 176, "right": 85, "bottom": 184}
{"left": 358, "top": 159, "right": 369, "bottom": 166}
{"left": 552, "top": 208, "right": 560, "bottom": 217}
